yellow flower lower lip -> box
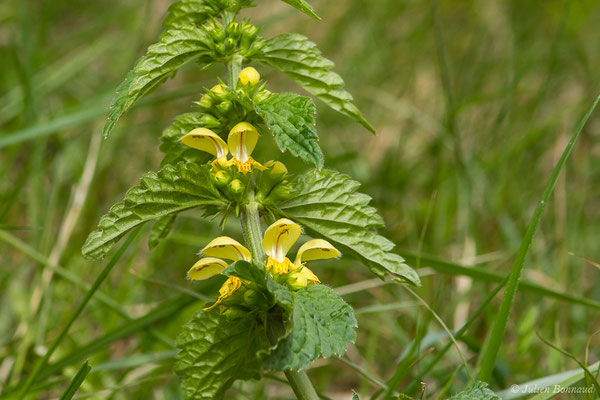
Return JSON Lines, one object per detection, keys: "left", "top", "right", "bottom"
{"left": 203, "top": 276, "right": 242, "bottom": 311}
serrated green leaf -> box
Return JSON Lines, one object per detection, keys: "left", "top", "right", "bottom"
{"left": 82, "top": 163, "right": 225, "bottom": 260}
{"left": 278, "top": 0, "right": 320, "bottom": 19}
{"left": 254, "top": 33, "right": 374, "bottom": 133}
{"left": 162, "top": 0, "right": 227, "bottom": 28}
{"left": 148, "top": 214, "right": 176, "bottom": 249}
{"left": 261, "top": 284, "right": 356, "bottom": 371}
{"left": 159, "top": 112, "right": 218, "bottom": 167}
{"left": 223, "top": 260, "right": 293, "bottom": 307}
{"left": 175, "top": 311, "right": 268, "bottom": 400}
{"left": 276, "top": 169, "right": 420, "bottom": 285}
{"left": 254, "top": 92, "right": 323, "bottom": 168}
{"left": 447, "top": 382, "right": 499, "bottom": 400}
{"left": 103, "top": 25, "right": 212, "bottom": 138}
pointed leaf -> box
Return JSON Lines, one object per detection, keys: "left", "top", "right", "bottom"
{"left": 261, "top": 284, "right": 356, "bottom": 371}
{"left": 254, "top": 92, "right": 323, "bottom": 168}
{"left": 276, "top": 169, "right": 420, "bottom": 285}
{"left": 82, "top": 163, "right": 225, "bottom": 260}
{"left": 103, "top": 25, "right": 213, "bottom": 138}
{"left": 254, "top": 33, "right": 374, "bottom": 133}
{"left": 278, "top": 0, "right": 320, "bottom": 19}
{"left": 175, "top": 311, "right": 268, "bottom": 400}
{"left": 160, "top": 112, "right": 219, "bottom": 167}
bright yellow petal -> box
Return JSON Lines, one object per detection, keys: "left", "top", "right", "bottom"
{"left": 180, "top": 128, "right": 228, "bottom": 158}
{"left": 201, "top": 236, "right": 251, "bottom": 261}
{"left": 202, "top": 276, "right": 242, "bottom": 311}
{"left": 262, "top": 218, "right": 301, "bottom": 263}
{"left": 294, "top": 239, "right": 341, "bottom": 264}
{"left": 187, "top": 257, "right": 228, "bottom": 280}
{"left": 227, "top": 122, "right": 259, "bottom": 163}
{"left": 288, "top": 266, "right": 320, "bottom": 289}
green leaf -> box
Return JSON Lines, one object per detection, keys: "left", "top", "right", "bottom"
{"left": 223, "top": 260, "right": 293, "bottom": 307}
{"left": 276, "top": 169, "right": 420, "bottom": 285}
{"left": 278, "top": 0, "right": 320, "bottom": 19}
{"left": 148, "top": 214, "right": 176, "bottom": 249}
{"left": 254, "top": 33, "right": 374, "bottom": 133}
{"left": 82, "top": 163, "right": 225, "bottom": 260}
{"left": 59, "top": 361, "right": 91, "bottom": 400}
{"left": 175, "top": 311, "right": 268, "bottom": 400}
{"left": 159, "top": 112, "right": 218, "bottom": 167}
{"left": 103, "top": 25, "right": 212, "bottom": 138}
{"left": 162, "top": 0, "right": 228, "bottom": 28}
{"left": 254, "top": 92, "right": 323, "bottom": 168}
{"left": 447, "top": 382, "right": 499, "bottom": 400}
{"left": 261, "top": 284, "right": 356, "bottom": 371}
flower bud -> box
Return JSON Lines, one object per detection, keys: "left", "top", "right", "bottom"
{"left": 212, "top": 170, "right": 231, "bottom": 186}
{"left": 216, "top": 100, "right": 233, "bottom": 115}
{"left": 243, "top": 289, "right": 261, "bottom": 305}
{"left": 224, "top": 37, "right": 237, "bottom": 52}
{"left": 199, "top": 113, "right": 221, "bottom": 129}
{"left": 229, "top": 179, "right": 245, "bottom": 194}
{"left": 252, "top": 89, "right": 271, "bottom": 104}
{"left": 211, "top": 84, "right": 226, "bottom": 94}
{"left": 225, "top": 22, "right": 240, "bottom": 38}
{"left": 240, "top": 24, "right": 260, "bottom": 49}
{"left": 239, "top": 67, "right": 260, "bottom": 86}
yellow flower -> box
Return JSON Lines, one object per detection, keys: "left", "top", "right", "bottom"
{"left": 238, "top": 67, "right": 260, "bottom": 86}
{"left": 180, "top": 122, "right": 266, "bottom": 174}
{"left": 187, "top": 219, "right": 341, "bottom": 310}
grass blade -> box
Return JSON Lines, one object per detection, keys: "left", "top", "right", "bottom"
{"left": 399, "top": 251, "right": 600, "bottom": 311}
{"left": 15, "top": 226, "right": 142, "bottom": 400}
{"left": 478, "top": 94, "right": 600, "bottom": 382}
{"left": 59, "top": 361, "right": 92, "bottom": 400}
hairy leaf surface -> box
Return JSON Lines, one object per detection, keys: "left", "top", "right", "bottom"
{"left": 447, "top": 382, "right": 499, "bottom": 400}
{"left": 254, "top": 33, "right": 374, "bottom": 133}
{"left": 261, "top": 284, "right": 356, "bottom": 371}
{"left": 254, "top": 92, "right": 323, "bottom": 168}
{"left": 103, "top": 23, "right": 212, "bottom": 138}
{"left": 277, "top": 169, "right": 420, "bottom": 285}
{"left": 160, "top": 112, "right": 218, "bottom": 167}
{"left": 175, "top": 311, "right": 267, "bottom": 400}
{"left": 82, "top": 163, "right": 224, "bottom": 260}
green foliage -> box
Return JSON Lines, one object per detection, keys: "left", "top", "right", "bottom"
{"left": 59, "top": 361, "right": 91, "bottom": 400}
{"left": 103, "top": 25, "right": 212, "bottom": 138}
{"left": 447, "top": 382, "right": 499, "bottom": 400}
{"left": 162, "top": 0, "right": 229, "bottom": 29}
{"left": 148, "top": 214, "right": 177, "bottom": 249}
{"left": 223, "top": 260, "right": 293, "bottom": 307}
{"left": 174, "top": 310, "right": 267, "bottom": 400}
{"left": 159, "top": 112, "right": 217, "bottom": 167}
{"left": 82, "top": 163, "right": 225, "bottom": 260}
{"left": 276, "top": 169, "right": 420, "bottom": 285}
{"left": 254, "top": 92, "right": 323, "bottom": 168}
{"left": 253, "top": 33, "right": 374, "bottom": 133}
{"left": 278, "top": 0, "right": 320, "bottom": 20}
{"left": 261, "top": 284, "right": 357, "bottom": 371}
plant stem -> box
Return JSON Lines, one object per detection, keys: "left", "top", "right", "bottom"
{"left": 238, "top": 191, "right": 319, "bottom": 400}
{"left": 228, "top": 54, "right": 243, "bottom": 90}
{"left": 265, "top": 312, "right": 320, "bottom": 400}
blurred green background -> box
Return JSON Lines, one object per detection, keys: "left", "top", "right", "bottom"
{"left": 1, "top": 0, "right": 599, "bottom": 398}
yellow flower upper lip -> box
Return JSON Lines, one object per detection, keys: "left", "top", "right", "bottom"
{"left": 179, "top": 122, "right": 261, "bottom": 166}
{"left": 200, "top": 236, "right": 252, "bottom": 262}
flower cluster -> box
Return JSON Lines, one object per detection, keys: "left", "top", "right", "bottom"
{"left": 188, "top": 218, "right": 340, "bottom": 311}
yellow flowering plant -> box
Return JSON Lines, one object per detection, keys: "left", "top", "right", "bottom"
{"left": 81, "top": 0, "right": 420, "bottom": 399}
